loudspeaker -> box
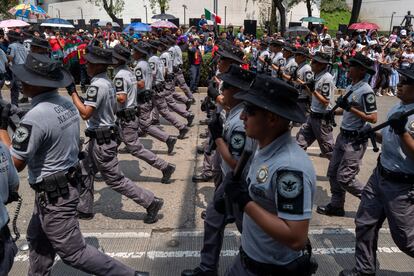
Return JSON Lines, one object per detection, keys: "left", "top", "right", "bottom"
{"left": 77, "top": 19, "right": 86, "bottom": 29}
{"left": 392, "top": 25, "right": 402, "bottom": 33}
{"left": 338, "top": 24, "right": 348, "bottom": 34}
{"left": 244, "top": 20, "right": 257, "bottom": 36}
{"left": 289, "top": 22, "right": 301, "bottom": 27}
{"left": 90, "top": 19, "right": 99, "bottom": 27}
{"left": 67, "top": 19, "right": 74, "bottom": 25}
{"left": 189, "top": 18, "right": 200, "bottom": 28}
{"left": 131, "top": 18, "right": 142, "bottom": 23}
{"left": 168, "top": 18, "right": 179, "bottom": 27}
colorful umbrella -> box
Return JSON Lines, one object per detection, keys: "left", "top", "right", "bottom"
{"left": 41, "top": 18, "right": 75, "bottom": 28}
{"left": 348, "top": 22, "right": 380, "bottom": 30}
{"left": 300, "top": 16, "right": 325, "bottom": 23}
{"left": 152, "top": 13, "right": 177, "bottom": 20}
{"left": 8, "top": 4, "right": 47, "bottom": 19}
{"left": 0, "top": 19, "right": 30, "bottom": 28}
{"left": 151, "top": 20, "right": 177, "bottom": 29}
{"left": 123, "top": 22, "right": 151, "bottom": 33}
{"left": 285, "top": 26, "right": 310, "bottom": 36}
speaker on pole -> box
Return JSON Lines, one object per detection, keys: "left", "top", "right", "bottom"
{"left": 77, "top": 19, "right": 86, "bottom": 29}
{"left": 244, "top": 20, "right": 257, "bottom": 36}
{"left": 131, "top": 18, "right": 142, "bottom": 23}
{"left": 168, "top": 18, "right": 179, "bottom": 28}
{"left": 289, "top": 22, "right": 301, "bottom": 27}
{"left": 189, "top": 18, "right": 200, "bottom": 28}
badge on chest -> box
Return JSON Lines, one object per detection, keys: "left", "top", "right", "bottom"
{"left": 256, "top": 166, "right": 269, "bottom": 183}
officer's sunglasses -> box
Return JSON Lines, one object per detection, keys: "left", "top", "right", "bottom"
{"left": 242, "top": 102, "right": 261, "bottom": 116}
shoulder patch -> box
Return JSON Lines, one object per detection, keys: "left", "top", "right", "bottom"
{"left": 290, "top": 65, "right": 298, "bottom": 74}
{"left": 135, "top": 68, "right": 143, "bottom": 80}
{"left": 161, "top": 58, "right": 167, "bottom": 66}
{"left": 278, "top": 59, "right": 285, "bottom": 66}
{"left": 275, "top": 170, "right": 304, "bottom": 215}
{"left": 114, "top": 78, "right": 125, "bottom": 92}
{"left": 86, "top": 86, "right": 99, "bottom": 102}
{"left": 305, "top": 71, "right": 314, "bottom": 82}
{"left": 229, "top": 131, "right": 246, "bottom": 156}
{"left": 362, "top": 93, "right": 377, "bottom": 113}
{"left": 409, "top": 120, "right": 414, "bottom": 132}
{"left": 149, "top": 62, "right": 156, "bottom": 73}
{"left": 12, "top": 123, "right": 32, "bottom": 152}
{"left": 321, "top": 83, "right": 331, "bottom": 97}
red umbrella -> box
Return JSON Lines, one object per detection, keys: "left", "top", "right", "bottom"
{"left": 151, "top": 20, "right": 177, "bottom": 29}
{"left": 348, "top": 22, "right": 380, "bottom": 30}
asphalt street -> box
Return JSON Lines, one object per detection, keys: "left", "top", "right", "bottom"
{"left": 3, "top": 88, "right": 414, "bottom": 276}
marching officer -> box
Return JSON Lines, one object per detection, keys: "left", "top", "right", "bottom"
{"left": 0, "top": 139, "right": 19, "bottom": 275}
{"left": 68, "top": 46, "right": 164, "bottom": 224}
{"left": 29, "top": 36, "right": 51, "bottom": 56}
{"left": 296, "top": 51, "right": 335, "bottom": 159}
{"left": 340, "top": 64, "right": 414, "bottom": 276}
{"left": 280, "top": 43, "right": 298, "bottom": 81}
{"left": 147, "top": 40, "right": 190, "bottom": 139}
{"left": 256, "top": 41, "right": 270, "bottom": 74}
{"left": 269, "top": 40, "right": 285, "bottom": 79}
{"left": 292, "top": 46, "right": 313, "bottom": 117}
{"left": 317, "top": 53, "right": 377, "bottom": 216}
{"left": 182, "top": 65, "right": 256, "bottom": 276}
{"left": 224, "top": 75, "right": 317, "bottom": 275}
{"left": 1, "top": 52, "right": 148, "bottom": 275}
{"left": 131, "top": 42, "right": 177, "bottom": 154}
{"left": 112, "top": 44, "right": 176, "bottom": 184}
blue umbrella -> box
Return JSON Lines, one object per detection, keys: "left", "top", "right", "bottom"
{"left": 40, "top": 18, "right": 75, "bottom": 28}
{"left": 123, "top": 22, "right": 151, "bottom": 33}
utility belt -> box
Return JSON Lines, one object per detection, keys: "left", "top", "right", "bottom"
{"left": 152, "top": 82, "right": 165, "bottom": 93}
{"left": 30, "top": 165, "right": 81, "bottom": 205}
{"left": 116, "top": 107, "right": 139, "bottom": 123}
{"left": 340, "top": 128, "right": 359, "bottom": 139}
{"left": 310, "top": 111, "right": 331, "bottom": 120}
{"left": 165, "top": 73, "right": 175, "bottom": 82}
{"left": 378, "top": 159, "right": 414, "bottom": 184}
{"left": 85, "top": 126, "right": 119, "bottom": 145}
{"left": 239, "top": 244, "right": 317, "bottom": 276}
{"left": 137, "top": 90, "right": 153, "bottom": 104}
{"left": 173, "top": 64, "right": 183, "bottom": 73}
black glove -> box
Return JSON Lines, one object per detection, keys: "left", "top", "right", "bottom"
{"left": 208, "top": 118, "right": 223, "bottom": 141}
{"left": 66, "top": 83, "right": 77, "bottom": 96}
{"left": 207, "top": 81, "right": 220, "bottom": 101}
{"left": 336, "top": 95, "right": 351, "bottom": 111}
{"left": 223, "top": 172, "right": 252, "bottom": 211}
{"left": 389, "top": 111, "right": 407, "bottom": 135}
{"left": 213, "top": 191, "right": 226, "bottom": 214}
{"left": 0, "top": 104, "right": 11, "bottom": 130}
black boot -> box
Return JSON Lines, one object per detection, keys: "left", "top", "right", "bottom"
{"left": 316, "top": 203, "right": 345, "bottom": 217}
{"left": 178, "top": 127, "right": 190, "bottom": 139}
{"left": 187, "top": 112, "right": 195, "bottom": 126}
{"left": 144, "top": 197, "right": 164, "bottom": 224}
{"left": 181, "top": 267, "right": 217, "bottom": 276}
{"left": 192, "top": 173, "right": 213, "bottom": 183}
{"left": 161, "top": 163, "right": 176, "bottom": 184}
{"left": 166, "top": 136, "right": 177, "bottom": 155}
{"left": 135, "top": 271, "right": 150, "bottom": 276}
{"left": 339, "top": 268, "right": 375, "bottom": 276}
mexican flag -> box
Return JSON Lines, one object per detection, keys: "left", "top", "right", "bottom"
{"left": 63, "top": 41, "right": 79, "bottom": 65}
{"left": 204, "top": 8, "right": 221, "bottom": 24}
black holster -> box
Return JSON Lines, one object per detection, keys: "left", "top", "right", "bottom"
{"left": 137, "top": 90, "right": 153, "bottom": 104}
{"left": 152, "top": 82, "right": 165, "bottom": 93}
{"left": 85, "top": 127, "right": 118, "bottom": 145}
{"left": 165, "top": 73, "right": 175, "bottom": 82}
{"left": 0, "top": 224, "right": 11, "bottom": 260}
{"left": 117, "top": 107, "right": 138, "bottom": 123}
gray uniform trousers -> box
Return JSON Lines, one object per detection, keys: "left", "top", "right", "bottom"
{"left": 120, "top": 118, "right": 168, "bottom": 171}
{"left": 165, "top": 81, "right": 191, "bottom": 118}
{"left": 296, "top": 116, "right": 334, "bottom": 158}
{"left": 225, "top": 254, "right": 256, "bottom": 276}
{"left": 327, "top": 133, "right": 367, "bottom": 208}
{"left": 153, "top": 90, "right": 186, "bottom": 131}
{"left": 175, "top": 71, "right": 194, "bottom": 100}
{"left": 77, "top": 138, "right": 154, "bottom": 215}
{"left": 200, "top": 181, "right": 243, "bottom": 272}
{"left": 354, "top": 166, "right": 414, "bottom": 273}
{"left": 139, "top": 100, "right": 170, "bottom": 142}
{"left": 0, "top": 230, "right": 17, "bottom": 275}
{"left": 10, "top": 74, "right": 21, "bottom": 106}
{"left": 28, "top": 185, "right": 136, "bottom": 276}
{"left": 172, "top": 90, "right": 189, "bottom": 104}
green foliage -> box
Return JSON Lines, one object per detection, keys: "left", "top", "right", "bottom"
{"left": 321, "top": 9, "right": 351, "bottom": 31}
{"left": 148, "top": 0, "right": 169, "bottom": 14}
{"left": 320, "top": 0, "right": 349, "bottom": 12}
{"left": 0, "top": 0, "right": 18, "bottom": 19}
{"left": 87, "top": 0, "right": 125, "bottom": 17}
{"left": 181, "top": 52, "right": 213, "bottom": 87}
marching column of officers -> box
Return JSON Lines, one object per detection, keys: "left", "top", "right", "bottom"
{"left": 0, "top": 35, "right": 413, "bottom": 276}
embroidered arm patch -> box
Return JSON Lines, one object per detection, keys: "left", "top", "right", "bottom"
{"left": 86, "top": 86, "right": 99, "bottom": 102}
{"left": 275, "top": 170, "right": 304, "bottom": 215}
{"left": 362, "top": 93, "right": 377, "bottom": 113}
{"left": 114, "top": 78, "right": 125, "bottom": 93}
{"left": 12, "top": 123, "right": 32, "bottom": 152}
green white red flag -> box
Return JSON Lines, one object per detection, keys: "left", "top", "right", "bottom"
{"left": 204, "top": 8, "right": 221, "bottom": 24}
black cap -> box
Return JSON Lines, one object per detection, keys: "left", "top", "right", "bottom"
{"left": 234, "top": 75, "right": 306, "bottom": 123}
{"left": 349, "top": 52, "right": 375, "bottom": 75}
{"left": 312, "top": 52, "right": 331, "bottom": 64}
{"left": 84, "top": 46, "right": 117, "bottom": 65}
{"left": 10, "top": 53, "right": 72, "bottom": 88}
{"left": 132, "top": 42, "right": 150, "bottom": 56}
{"left": 283, "top": 43, "right": 296, "bottom": 53}
{"left": 218, "top": 64, "right": 256, "bottom": 91}
{"left": 397, "top": 63, "right": 414, "bottom": 82}
{"left": 270, "top": 40, "right": 284, "bottom": 47}
{"left": 112, "top": 44, "right": 131, "bottom": 62}
{"left": 217, "top": 44, "right": 245, "bottom": 64}
{"left": 30, "top": 36, "right": 51, "bottom": 50}
{"left": 294, "top": 47, "right": 310, "bottom": 58}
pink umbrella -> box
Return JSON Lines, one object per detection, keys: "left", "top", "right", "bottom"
{"left": 348, "top": 22, "right": 380, "bottom": 30}
{"left": 0, "top": 19, "right": 30, "bottom": 28}
{"left": 151, "top": 20, "right": 177, "bottom": 29}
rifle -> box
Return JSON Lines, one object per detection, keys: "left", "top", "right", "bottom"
{"left": 327, "top": 88, "right": 354, "bottom": 127}
{"left": 0, "top": 100, "right": 26, "bottom": 131}
{"left": 224, "top": 150, "right": 253, "bottom": 224}
{"left": 355, "top": 108, "right": 414, "bottom": 152}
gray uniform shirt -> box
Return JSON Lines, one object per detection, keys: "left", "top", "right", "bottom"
{"left": 173, "top": 45, "right": 183, "bottom": 66}
{"left": 7, "top": 42, "right": 27, "bottom": 65}
{"left": 341, "top": 81, "right": 377, "bottom": 131}
{"left": 0, "top": 142, "right": 19, "bottom": 228}
{"left": 283, "top": 56, "right": 298, "bottom": 77}
{"left": 160, "top": 51, "right": 173, "bottom": 74}
{"left": 241, "top": 131, "right": 316, "bottom": 265}
{"left": 148, "top": 55, "right": 164, "bottom": 85}
{"left": 221, "top": 103, "right": 255, "bottom": 175}
{"left": 271, "top": 51, "right": 285, "bottom": 78}
{"left": 0, "top": 49, "right": 7, "bottom": 73}
{"left": 134, "top": 59, "right": 152, "bottom": 91}
{"left": 10, "top": 91, "right": 80, "bottom": 184}
{"left": 296, "top": 62, "right": 313, "bottom": 99}
{"left": 84, "top": 72, "right": 117, "bottom": 130}
{"left": 257, "top": 50, "right": 270, "bottom": 73}
{"left": 167, "top": 46, "right": 175, "bottom": 67}
{"left": 311, "top": 69, "right": 335, "bottom": 113}
{"left": 380, "top": 102, "right": 414, "bottom": 174}
{"left": 114, "top": 65, "right": 138, "bottom": 110}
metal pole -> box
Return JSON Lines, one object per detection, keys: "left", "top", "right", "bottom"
{"left": 79, "top": 7, "right": 83, "bottom": 20}
{"left": 225, "top": 6, "right": 227, "bottom": 29}
{"left": 389, "top": 12, "right": 396, "bottom": 35}
{"left": 56, "top": 8, "right": 60, "bottom": 19}
{"left": 144, "top": 5, "right": 148, "bottom": 24}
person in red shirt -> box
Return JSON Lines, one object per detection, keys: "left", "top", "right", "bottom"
{"left": 188, "top": 38, "right": 202, "bottom": 93}
{"left": 77, "top": 36, "right": 90, "bottom": 93}
{"left": 48, "top": 31, "right": 65, "bottom": 61}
